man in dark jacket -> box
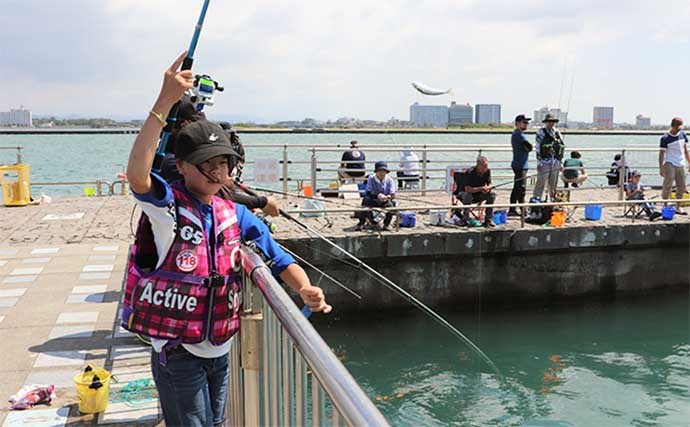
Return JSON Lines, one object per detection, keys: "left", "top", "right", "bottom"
{"left": 510, "top": 114, "right": 532, "bottom": 215}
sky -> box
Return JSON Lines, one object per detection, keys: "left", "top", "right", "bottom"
{"left": 2, "top": 0, "right": 690, "bottom": 125}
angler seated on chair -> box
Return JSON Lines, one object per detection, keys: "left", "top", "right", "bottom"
{"left": 355, "top": 161, "right": 396, "bottom": 231}
{"left": 625, "top": 170, "right": 662, "bottom": 221}
{"left": 452, "top": 156, "right": 496, "bottom": 228}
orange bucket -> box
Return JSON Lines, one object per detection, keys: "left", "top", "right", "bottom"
{"left": 302, "top": 184, "right": 313, "bottom": 198}
{"left": 550, "top": 211, "right": 566, "bottom": 227}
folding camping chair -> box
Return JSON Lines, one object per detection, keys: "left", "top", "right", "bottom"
{"left": 552, "top": 189, "right": 577, "bottom": 221}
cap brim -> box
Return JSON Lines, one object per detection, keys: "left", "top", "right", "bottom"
{"left": 182, "top": 145, "right": 240, "bottom": 165}
{"left": 375, "top": 167, "right": 390, "bottom": 172}
{"left": 543, "top": 119, "right": 559, "bottom": 123}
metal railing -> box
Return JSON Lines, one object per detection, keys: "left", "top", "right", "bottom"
{"left": 227, "top": 246, "right": 389, "bottom": 427}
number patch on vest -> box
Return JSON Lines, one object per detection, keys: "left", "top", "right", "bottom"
{"left": 176, "top": 250, "right": 199, "bottom": 272}
{"left": 180, "top": 225, "right": 204, "bottom": 245}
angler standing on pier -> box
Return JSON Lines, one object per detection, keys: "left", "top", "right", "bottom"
{"left": 509, "top": 114, "right": 532, "bottom": 216}
{"left": 533, "top": 113, "right": 565, "bottom": 201}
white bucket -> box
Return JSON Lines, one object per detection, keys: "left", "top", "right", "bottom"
{"left": 429, "top": 209, "right": 446, "bottom": 225}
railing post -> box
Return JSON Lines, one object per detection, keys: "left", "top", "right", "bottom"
{"left": 282, "top": 145, "right": 289, "bottom": 199}
{"left": 421, "top": 145, "right": 427, "bottom": 196}
{"left": 618, "top": 150, "right": 626, "bottom": 201}
{"left": 240, "top": 296, "right": 264, "bottom": 427}
{"left": 16, "top": 146, "right": 24, "bottom": 164}
{"left": 311, "top": 149, "right": 317, "bottom": 193}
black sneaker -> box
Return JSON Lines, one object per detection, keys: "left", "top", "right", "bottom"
{"left": 483, "top": 219, "right": 496, "bottom": 228}
{"left": 649, "top": 212, "right": 662, "bottom": 221}
{"left": 355, "top": 224, "right": 364, "bottom": 231}
{"left": 572, "top": 183, "right": 579, "bottom": 188}
{"left": 507, "top": 209, "right": 519, "bottom": 217}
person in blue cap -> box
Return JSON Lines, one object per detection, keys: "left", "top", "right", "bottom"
{"left": 356, "top": 160, "right": 396, "bottom": 231}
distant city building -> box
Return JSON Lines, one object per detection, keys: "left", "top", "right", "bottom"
{"left": 410, "top": 102, "right": 449, "bottom": 127}
{"left": 593, "top": 106, "right": 614, "bottom": 129}
{"left": 533, "top": 106, "right": 568, "bottom": 127}
{"left": 475, "top": 104, "right": 501, "bottom": 124}
{"left": 0, "top": 107, "right": 32, "bottom": 127}
{"left": 448, "top": 102, "right": 473, "bottom": 126}
{"left": 636, "top": 114, "right": 651, "bottom": 129}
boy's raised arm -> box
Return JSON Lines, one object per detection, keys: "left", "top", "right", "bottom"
{"left": 127, "top": 51, "right": 194, "bottom": 194}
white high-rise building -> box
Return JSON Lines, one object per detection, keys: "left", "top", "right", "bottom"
{"left": 636, "top": 114, "right": 651, "bottom": 129}
{"left": 0, "top": 107, "right": 32, "bottom": 127}
{"left": 475, "top": 104, "right": 501, "bottom": 124}
{"left": 593, "top": 107, "right": 614, "bottom": 129}
{"left": 410, "top": 103, "right": 449, "bottom": 127}
{"left": 448, "top": 102, "right": 473, "bottom": 126}
{"left": 533, "top": 106, "right": 568, "bottom": 127}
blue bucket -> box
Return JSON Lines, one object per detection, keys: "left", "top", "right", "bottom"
{"left": 492, "top": 210, "right": 507, "bottom": 225}
{"left": 662, "top": 206, "right": 676, "bottom": 220}
{"left": 399, "top": 211, "right": 416, "bottom": 227}
{"left": 585, "top": 204, "right": 603, "bottom": 220}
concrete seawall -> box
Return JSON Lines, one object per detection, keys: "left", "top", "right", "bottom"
{"left": 279, "top": 223, "right": 690, "bottom": 311}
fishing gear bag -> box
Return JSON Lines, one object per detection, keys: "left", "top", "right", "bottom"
{"left": 526, "top": 196, "right": 553, "bottom": 225}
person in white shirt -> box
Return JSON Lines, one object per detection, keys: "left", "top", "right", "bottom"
{"left": 659, "top": 117, "right": 690, "bottom": 214}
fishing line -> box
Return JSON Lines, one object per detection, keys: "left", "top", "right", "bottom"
{"left": 238, "top": 182, "right": 502, "bottom": 376}
{"left": 277, "top": 243, "right": 362, "bottom": 300}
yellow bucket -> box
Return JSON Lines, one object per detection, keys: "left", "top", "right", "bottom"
{"left": 0, "top": 164, "right": 31, "bottom": 206}
{"left": 83, "top": 187, "right": 96, "bottom": 197}
{"left": 73, "top": 365, "right": 112, "bottom": 413}
{"left": 670, "top": 192, "right": 690, "bottom": 207}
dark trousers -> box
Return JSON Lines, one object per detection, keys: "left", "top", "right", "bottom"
{"left": 510, "top": 167, "right": 528, "bottom": 207}
{"left": 456, "top": 191, "right": 496, "bottom": 221}
{"left": 358, "top": 198, "right": 396, "bottom": 226}
{"left": 151, "top": 347, "right": 229, "bottom": 427}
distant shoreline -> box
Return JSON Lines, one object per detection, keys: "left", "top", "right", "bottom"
{"left": 0, "top": 127, "right": 664, "bottom": 136}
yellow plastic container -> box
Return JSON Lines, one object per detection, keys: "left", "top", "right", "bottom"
{"left": 73, "top": 365, "right": 112, "bottom": 414}
{"left": 550, "top": 211, "right": 566, "bottom": 227}
{"left": 0, "top": 164, "right": 31, "bottom": 206}
{"left": 83, "top": 187, "right": 96, "bottom": 197}
{"left": 670, "top": 191, "right": 690, "bottom": 207}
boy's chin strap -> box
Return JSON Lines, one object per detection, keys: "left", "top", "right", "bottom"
{"left": 194, "top": 159, "right": 238, "bottom": 185}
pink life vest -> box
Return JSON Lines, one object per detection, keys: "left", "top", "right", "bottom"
{"left": 122, "top": 184, "right": 242, "bottom": 345}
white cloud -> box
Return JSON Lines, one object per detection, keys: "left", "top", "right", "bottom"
{"left": 1, "top": 0, "right": 689, "bottom": 124}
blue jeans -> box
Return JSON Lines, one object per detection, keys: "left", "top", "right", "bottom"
{"left": 151, "top": 347, "right": 229, "bottom": 427}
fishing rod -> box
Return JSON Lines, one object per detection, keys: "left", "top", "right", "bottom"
{"left": 244, "top": 184, "right": 354, "bottom": 206}
{"left": 152, "top": 0, "right": 212, "bottom": 172}
{"left": 237, "top": 181, "right": 502, "bottom": 377}
{"left": 277, "top": 243, "right": 362, "bottom": 300}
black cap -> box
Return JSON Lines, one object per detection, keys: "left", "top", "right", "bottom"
{"left": 515, "top": 114, "right": 531, "bottom": 123}
{"left": 219, "top": 121, "right": 233, "bottom": 131}
{"left": 374, "top": 160, "right": 389, "bottom": 172}
{"left": 174, "top": 120, "right": 239, "bottom": 165}
{"left": 542, "top": 113, "right": 560, "bottom": 123}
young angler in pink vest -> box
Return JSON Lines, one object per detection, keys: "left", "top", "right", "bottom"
{"left": 125, "top": 52, "right": 331, "bottom": 427}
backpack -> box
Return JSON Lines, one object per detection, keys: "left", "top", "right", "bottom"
{"left": 526, "top": 196, "right": 553, "bottom": 225}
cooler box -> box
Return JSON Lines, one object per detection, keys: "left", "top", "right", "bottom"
{"left": 0, "top": 164, "right": 31, "bottom": 206}
{"left": 399, "top": 211, "right": 416, "bottom": 228}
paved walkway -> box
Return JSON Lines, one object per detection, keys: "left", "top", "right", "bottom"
{"left": 0, "top": 243, "right": 161, "bottom": 426}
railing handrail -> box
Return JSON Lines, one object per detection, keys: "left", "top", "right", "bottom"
{"left": 283, "top": 197, "right": 684, "bottom": 215}
{"left": 240, "top": 247, "right": 389, "bottom": 427}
